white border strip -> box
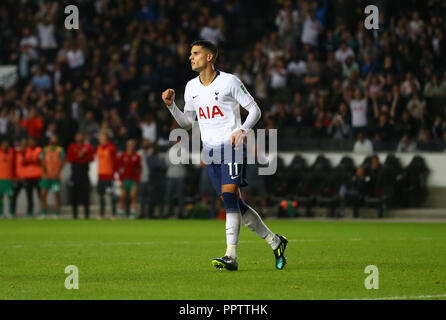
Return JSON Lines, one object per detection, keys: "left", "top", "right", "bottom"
{"left": 343, "top": 293, "right": 446, "bottom": 300}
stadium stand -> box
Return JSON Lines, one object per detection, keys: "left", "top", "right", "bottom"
{"left": 1, "top": 0, "right": 446, "bottom": 152}
{"left": 0, "top": 0, "right": 444, "bottom": 218}
{"left": 266, "top": 153, "right": 429, "bottom": 218}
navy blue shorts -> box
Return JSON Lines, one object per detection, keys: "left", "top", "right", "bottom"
{"left": 204, "top": 143, "right": 248, "bottom": 196}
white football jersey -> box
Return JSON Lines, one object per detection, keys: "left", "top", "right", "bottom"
{"left": 184, "top": 70, "right": 254, "bottom": 148}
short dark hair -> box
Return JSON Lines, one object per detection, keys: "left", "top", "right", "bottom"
{"left": 191, "top": 40, "right": 218, "bottom": 64}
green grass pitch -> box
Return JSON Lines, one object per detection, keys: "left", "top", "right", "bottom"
{"left": 0, "top": 219, "right": 445, "bottom": 300}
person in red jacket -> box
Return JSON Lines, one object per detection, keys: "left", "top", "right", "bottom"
{"left": 23, "top": 137, "right": 42, "bottom": 218}
{"left": 67, "top": 132, "right": 94, "bottom": 219}
{"left": 116, "top": 139, "right": 141, "bottom": 219}
{"left": 21, "top": 108, "right": 44, "bottom": 140}
{"left": 96, "top": 132, "right": 118, "bottom": 219}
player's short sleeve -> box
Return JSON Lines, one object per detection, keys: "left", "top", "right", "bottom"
{"left": 230, "top": 76, "right": 255, "bottom": 108}
{"left": 184, "top": 82, "right": 195, "bottom": 112}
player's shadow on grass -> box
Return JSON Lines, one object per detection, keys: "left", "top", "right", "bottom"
{"left": 208, "top": 266, "right": 294, "bottom": 272}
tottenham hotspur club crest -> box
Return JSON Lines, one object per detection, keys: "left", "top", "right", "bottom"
{"left": 215, "top": 91, "right": 219, "bottom": 101}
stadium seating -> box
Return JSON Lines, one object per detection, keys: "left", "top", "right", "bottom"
{"left": 402, "top": 156, "right": 429, "bottom": 207}
{"left": 286, "top": 155, "right": 312, "bottom": 216}
{"left": 272, "top": 154, "right": 429, "bottom": 218}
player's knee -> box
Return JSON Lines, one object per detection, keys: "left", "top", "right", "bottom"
{"left": 221, "top": 184, "right": 238, "bottom": 194}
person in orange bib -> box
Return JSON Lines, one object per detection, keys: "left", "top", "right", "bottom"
{"left": 39, "top": 136, "right": 65, "bottom": 219}
{"left": 11, "top": 139, "right": 27, "bottom": 216}
{"left": 96, "top": 132, "right": 117, "bottom": 220}
{"left": 0, "top": 139, "right": 16, "bottom": 218}
{"left": 22, "top": 137, "right": 42, "bottom": 218}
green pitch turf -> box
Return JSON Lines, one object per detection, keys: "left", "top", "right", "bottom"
{"left": 0, "top": 219, "right": 445, "bottom": 300}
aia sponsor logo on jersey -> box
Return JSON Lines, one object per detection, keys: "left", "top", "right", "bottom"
{"left": 198, "top": 105, "right": 224, "bottom": 119}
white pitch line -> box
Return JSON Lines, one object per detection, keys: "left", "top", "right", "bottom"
{"left": 1, "top": 238, "right": 446, "bottom": 248}
{"left": 0, "top": 240, "right": 201, "bottom": 248}
{"left": 342, "top": 293, "right": 446, "bottom": 300}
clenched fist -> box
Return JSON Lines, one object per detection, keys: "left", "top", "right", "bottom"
{"left": 162, "top": 89, "right": 175, "bottom": 106}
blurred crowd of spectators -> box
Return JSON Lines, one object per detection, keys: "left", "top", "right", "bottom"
{"left": 261, "top": 0, "right": 446, "bottom": 152}
{"left": 1, "top": 0, "right": 446, "bottom": 153}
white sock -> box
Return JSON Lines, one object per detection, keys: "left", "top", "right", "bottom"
{"left": 265, "top": 232, "right": 281, "bottom": 250}
{"left": 242, "top": 204, "right": 280, "bottom": 250}
{"left": 225, "top": 212, "right": 241, "bottom": 259}
{"left": 225, "top": 244, "right": 237, "bottom": 260}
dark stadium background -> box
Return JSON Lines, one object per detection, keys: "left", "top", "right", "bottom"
{"left": 1, "top": 0, "right": 446, "bottom": 219}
